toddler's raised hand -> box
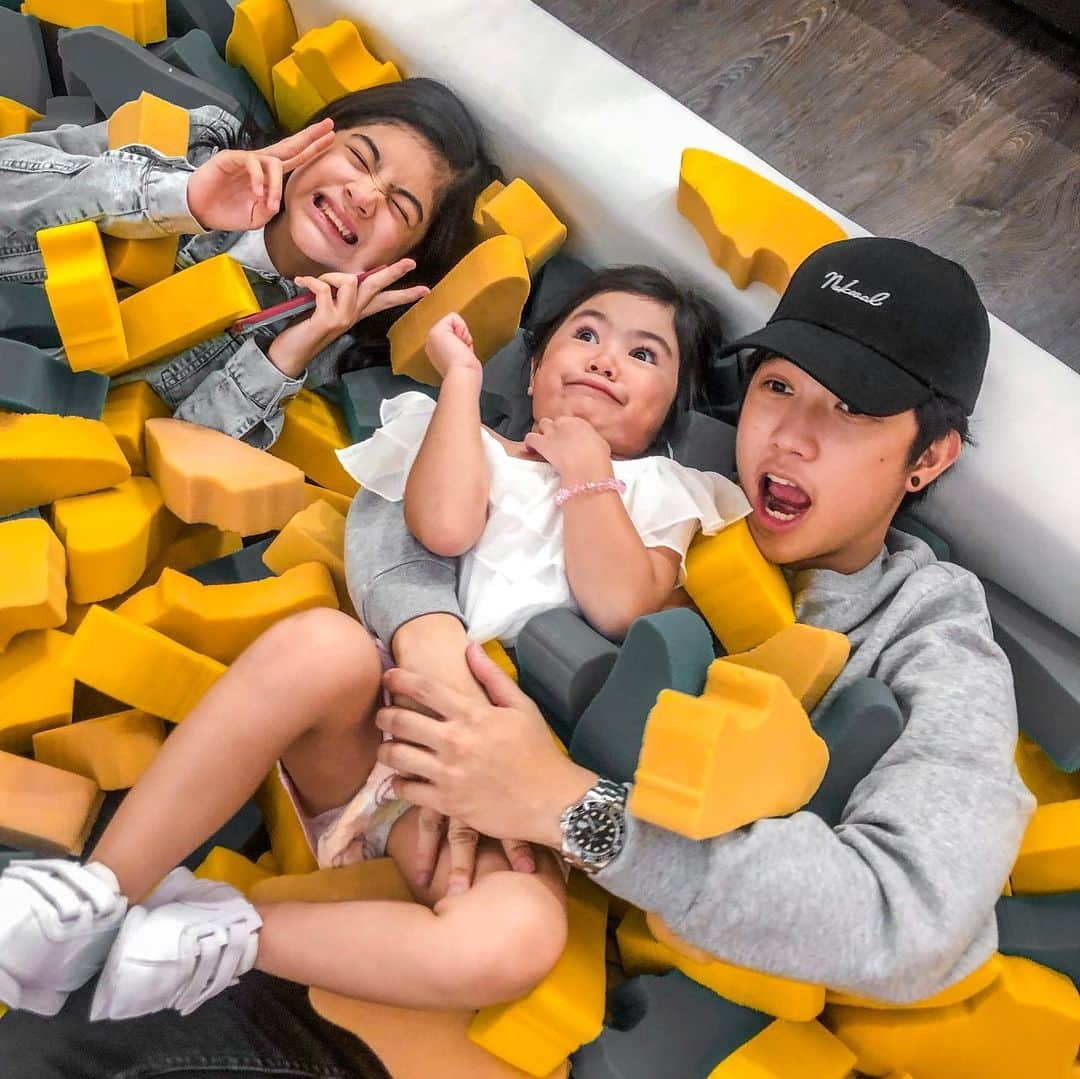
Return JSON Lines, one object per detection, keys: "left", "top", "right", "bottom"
{"left": 186, "top": 118, "right": 336, "bottom": 233}
{"left": 425, "top": 313, "right": 482, "bottom": 378}
{"left": 524, "top": 415, "right": 612, "bottom": 482}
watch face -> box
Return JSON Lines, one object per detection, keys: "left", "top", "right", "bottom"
{"left": 568, "top": 802, "right": 625, "bottom": 862}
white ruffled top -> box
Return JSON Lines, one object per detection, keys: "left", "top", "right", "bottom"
{"left": 337, "top": 392, "right": 750, "bottom": 644}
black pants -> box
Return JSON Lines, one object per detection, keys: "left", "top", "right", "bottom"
{"left": 0, "top": 971, "right": 390, "bottom": 1079}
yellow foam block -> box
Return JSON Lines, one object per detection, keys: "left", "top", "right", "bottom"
{"left": 615, "top": 908, "right": 826, "bottom": 1021}
{"left": 261, "top": 500, "right": 350, "bottom": 611}
{"left": 226, "top": 0, "right": 298, "bottom": 111}
{"left": 67, "top": 604, "right": 225, "bottom": 723}
{"left": 0, "top": 749, "right": 103, "bottom": 856}
{"left": 311, "top": 989, "right": 569, "bottom": 1079}
{"left": 117, "top": 562, "right": 339, "bottom": 664}
{"left": 0, "top": 96, "right": 43, "bottom": 136}
{"left": 468, "top": 873, "right": 607, "bottom": 1077}
{"left": 292, "top": 19, "right": 401, "bottom": 101}
{"left": 194, "top": 846, "right": 275, "bottom": 895}
{"left": 388, "top": 235, "right": 531, "bottom": 387}
{"left": 684, "top": 520, "right": 794, "bottom": 653}
{"left": 482, "top": 639, "right": 518, "bottom": 683}
{"left": 473, "top": 179, "right": 506, "bottom": 229}
{"left": 104, "top": 234, "right": 179, "bottom": 291}
{"left": 38, "top": 220, "right": 128, "bottom": 374}
{"left": 145, "top": 417, "right": 306, "bottom": 535}
{"left": 0, "top": 413, "right": 131, "bottom": 518}
{"left": 53, "top": 476, "right": 182, "bottom": 604}
{"left": 134, "top": 523, "right": 242, "bottom": 591}
{"left": 256, "top": 850, "right": 280, "bottom": 875}
{"left": 0, "top": 518, "right": 67, "bottom": 651}
{"left": 21, "top": 0, "right": 166, "bottom": 45}
{"left": 825, "top": 956, "right": 1080, "bottom": 1079}
{"left": 825, "top": 955, "right": 1003, "bottom": 1011}
{"left": 1010, "top": 800, "right": 1080, "bottom": 894}
{"left": 0, "top": 629, "right": 74, "bottom": 753}
{"left": 101, "top": 381, "right": 172, "bottom": 475}
{"left": 255, "top": 768, "right": 319, "bottom": 875}
{"left": 32, "top": 708, "right": 165, "bottom": 790}
{"left": 478, "top": 179, "right": 567, "bottom": 274}
{"left": 271, "top": 389, "right": 360, "bottom": 497}
{"left": 719, "top": 623, "right": 849, "bottom": 714}
{"left": 302, "top": 482, "right": 353, "bottom": 517}
{"left": 117, "top": 255, "right": 259, "bottom": 370}
{"left": 251, "top": 857, "right": 413, "bottom": 905}
{"left": 709, "top": 1018, "right": 855, "bottom": 1078}
{"left": 271, "top": 53, "right": 326, "bottom": 132}
{"left": 630, "top": 660, "right": 829, "bottom": 839}
{"left": 678, "top": 149, "right": 847, "bottom": 294}
{"left": 1015, "top": 733, "right": 1080, "bottom": 805}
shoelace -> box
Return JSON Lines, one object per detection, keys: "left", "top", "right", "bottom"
{"left": 5, "top": 861, "right": 118, "bottom": 924}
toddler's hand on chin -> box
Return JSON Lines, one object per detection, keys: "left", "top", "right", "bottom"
{"left": 425, "top": 312, "right": 482, "bottom": 379}
{"left": 524, "top": 415, "right": 612, "bottom": 481}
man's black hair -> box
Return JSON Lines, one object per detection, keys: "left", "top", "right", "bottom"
{"left": 528, "top": 265, "right": 725, "bottom": 452}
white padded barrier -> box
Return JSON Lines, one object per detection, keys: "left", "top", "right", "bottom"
{"left": 289, "top": 0, "right": 1080, "bottom": 639}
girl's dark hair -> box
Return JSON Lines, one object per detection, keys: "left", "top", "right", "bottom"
{"left": 194, "top": 79, "right": 502, "bottom": 372}
{"left": 740, "top": 349, "right": 972, "bottom": 510}
{"left": 528, "top": 265, "right": 725, "bottom": 453}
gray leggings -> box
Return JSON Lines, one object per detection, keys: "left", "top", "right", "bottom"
{"left": 344, "top": 488, "right": 465, "bottom": 645}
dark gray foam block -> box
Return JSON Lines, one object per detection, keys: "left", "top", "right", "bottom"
{"left": 166, "top": 0, "right": 236, "bottom": 58}
{"left": 569, "top": 608, "right": 714, "bottom": 783}
{"left": 182, "top": 799, "right": 264, "bottom": 870}
{"left": 571, "top": 971, "right": 772, "bottom": 1079}
{"left": 996, "top": 892, "right": 1080, "bottom": 988}
{"left": 983, "top": 578, "right": 1080, "bottom": 771}
{"left": 333, "top": 367, "right": 437, "bottom": 444}
{"left": 523, "top": 252, "right": 595, "bottom": 331}
{"left": 30, "top": 95, "right": 98, "bottom": 131}
{"left": 805, "top": 677, "right": 905, "bottom": 824}
{"left": 0, "top": 338, "right": 109, "bottom": 419}
{"left": 892, "top": 512, "right": 951, "bottom": 562}
{"left": 188, "top": 536, "right": 276, "bottom": 585}
{"left": 0, "top": 283, "right": 61, "bottom": 348}
{"left": 516, "top": 607, "right": 619, "bottom": 745}
{"left": 479, "top": 328, "right": 533, "bottom": 440}
{"left": 58, "top": 25, "right": 241, "bottom": 117}
{"left": 0, "top": 7, "right": 50, "bottom": 113}
{"left": 668, "top": 410, "right": 735, "bottom": 475}
{"left": 0, "top": 507, "right": 43, "bottom": 522}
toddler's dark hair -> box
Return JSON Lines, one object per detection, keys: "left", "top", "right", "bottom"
{"left": 529, "top": 265, "right": 725, "bottom": 451}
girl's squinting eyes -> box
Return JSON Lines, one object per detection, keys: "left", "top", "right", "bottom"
{"left": 349, "top": 148, "right": 410, "bottom": 223}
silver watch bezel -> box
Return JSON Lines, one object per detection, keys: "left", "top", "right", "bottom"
{"left": 559, "top": 778, "right": 629, "bottom": 874}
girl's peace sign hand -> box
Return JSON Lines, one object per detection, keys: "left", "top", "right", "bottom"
{"left": 186, "top": 118, "right": 336, "bottom": 233}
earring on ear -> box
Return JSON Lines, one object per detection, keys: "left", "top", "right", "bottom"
{"left": 909, "top": 476, "right": 921, "bottom": 489}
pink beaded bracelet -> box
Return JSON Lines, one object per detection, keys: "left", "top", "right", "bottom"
{"left": 554, "top": 478, "right": 627, "bottom": 508}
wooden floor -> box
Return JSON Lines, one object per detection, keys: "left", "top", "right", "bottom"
{"left": 532, "top": 0, "right": 1080, "bottom": 373}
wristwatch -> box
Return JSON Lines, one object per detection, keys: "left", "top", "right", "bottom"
{"left": 559, "top": 777, "right": 629, "bottom": 875}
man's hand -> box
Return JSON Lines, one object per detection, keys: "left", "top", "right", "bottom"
{"left": 376, "top": 644, "right": 598, "bottom": 848}
{"left": 524, "top": 415, "right": 613, "bottom": 484}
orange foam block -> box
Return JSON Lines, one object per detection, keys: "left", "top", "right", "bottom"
{"left": 302, "top": 482, "right": 353, "bottom": 517}
{"left": 272, "top": 389, "right": 360, "bottom": 497}
{"left": 256, "top": 767, "right": 318, "bottom": 875}
{"left": 0, "top": 517, "right": 67, "bottom": 650}
{"left": 1015, "top": 733, "right": 1080, "bottom": 805}
{"left": 709, "top": 1019, "right": 854, "bottom": 1078}
{"left": 683, "top": 519, "right": 794, "bottom": 653}
{"left": 134, "top": 522, "right": 242, "bottom": 591}
{"left": 226, "top": 0, "right": 298, "bottom": 108}
{"left": 101, "top": 381, "right": 172, "bottom": 475}
{"left": 270, "top": 53, "right": 324, "bottom": 132}
{"left": 38, "top": 220, "right": 127, "bottom": 374}
{"left": 615, "top": 907, "right": 825, "bottom": 1021}
{"left": 53, "top": 476, "right": 182, "bottom": 604}
{"left": 678, "top": 149, "right": 847, "bottom": 293}
{"left": 32, "top": 708, "right": 165, "bottom": 790}
{"left": 117, "top": 255, "right": 260, "bottom": 370}
{"left": 145, "top": 417, "right": 306, "bottom": 535}
{"left": 194, "top": 846, "right": 275, "bottom": 896}
{"left": 482, "top": 639, "right": 518, "bottom": 683}
{"left": 720, "top": 622, "right": 849, "bottom": 714}
{"left": 21, "top": 0, "right": 166, "bottom": 45}
{"left": 261, "top": 500, "right": 350, "bottom": 611}
{"left": 67, "top": 604, "right": 225, "bottom": 723}
{"left": 0, "top": 96, "right": 43, "bottom": 136}
{"left": 0, "top": 749, "right": 103, "bottom": 856}
{"left": 477, "top": 178, "right": 567, "bottom": 274}
{"left": 292, "top": 19, "right": 401, "bottom": 101}
{"left": 116, "top": 562, "right": 339, "bottom": 664}
{"left": 104, "top": 93, "right": 188, "bottom": 288}
{"left": 1010, "top": 800, "right": 1080, "bottom": 894}
{"left": 825, "top": 956, "right": 1080, "bottom": 1079}
{"left": 388, "top": 235, "right": 530, "bottom": 387}
{"left": 469, "top": 873, "right": 607, "bottom": 1076}
{"left": 630, "top": 660, "right": 829, "bottom": 839}
{"left": 0, "top": 629, "right": 74, "bottom": 753}
{"left": 250, "top": 857, "right": 413, "bottom": 906}
{"left": 0, "top": 413, "right": 131, "bottom": 517}
{"left": 825, "top": 956, "right": 1004, "bottom": 1011}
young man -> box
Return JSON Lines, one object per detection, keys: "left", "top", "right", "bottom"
{"left": 366, "top": 236, "right": 1034, "bottom": 1003}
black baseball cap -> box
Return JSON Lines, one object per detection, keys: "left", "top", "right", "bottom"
{"left": 717, "top": 237, "right": 990, "bottom": 416}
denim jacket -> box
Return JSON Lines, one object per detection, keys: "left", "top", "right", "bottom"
{"left": 0, "top": 105, "right": 349, "bottom": 448}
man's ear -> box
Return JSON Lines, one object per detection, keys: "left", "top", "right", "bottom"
{"left": 911, "top": 429, "right": 963, "bottom": 488}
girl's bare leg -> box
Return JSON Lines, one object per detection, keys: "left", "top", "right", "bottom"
{"left": 254, "top": 808, "right": 568, "bottom": 1010}
{"left": 90, "top": 608, "right": 384, "bottom": 903}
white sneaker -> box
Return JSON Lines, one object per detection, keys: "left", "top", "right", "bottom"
{"left": 0, "top": 859, "right": 127, "bottom": 1016}
{"left": 90, "top": 867, "right": 262, "bottom": 1021}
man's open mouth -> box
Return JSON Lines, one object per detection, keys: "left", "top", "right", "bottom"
{"left": 759, "top": 472, "right": 812, "bottom": 523}
{"left": 313, "top": 194, "right": 359, "bottom": 245}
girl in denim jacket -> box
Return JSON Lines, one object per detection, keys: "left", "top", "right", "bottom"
{"left": 0, "top": 79, "right": 499, "bottom": 447}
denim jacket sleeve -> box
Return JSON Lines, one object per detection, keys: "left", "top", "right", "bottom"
{"left": 0, "top": 106, "right": 238, "bottom": 280}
